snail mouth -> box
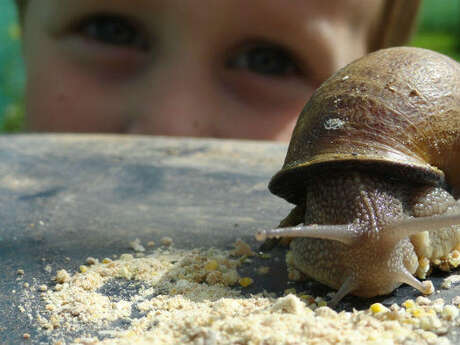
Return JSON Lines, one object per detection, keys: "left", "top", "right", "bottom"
{"left": 268, "top": 155, "right": 445, "bottom": 205}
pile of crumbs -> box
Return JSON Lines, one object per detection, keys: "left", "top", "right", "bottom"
{"left": 16, "top": 243, "right": 460, "bottom": 345}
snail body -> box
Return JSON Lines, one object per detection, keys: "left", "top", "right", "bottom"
{"left": 257, "top": 47, "right": 460, "bottom": 305}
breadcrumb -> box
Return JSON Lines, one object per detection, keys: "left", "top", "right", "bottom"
{"left": 257, "top": 266, "right": 270, "bottom": 275}
{"left": 452, "top": 296, "right": 460, "bottom": 306}
{"left": 422, "top": 280, "right": 435, "bottom": 295}
{"left": 441, "top": 275, "right": 460, "bottom": 289}
{"left": 129, "top": 238, "right": 145, "bottom": 252}
{"left": 370, "top": 303, "right": 387, "bottom": 314}
{"left": 232, "top": 239, "right": 255, "bottom": 257}
{"left": 54, "top": 269, "right": 71, "bottom": 284}
{"left": 204, "top": 259, "right": 219, "bottom": 272}
{"left": 27, "top": 246, "right": 456, "bottom": 345}
{"left": 86, "top": 257, "right": 99, "bottom": 265}
{"left": 160, "top": 236, "right": 173, "bottom": 246}
{"left": 238, "top": 277, "right": 254, "bottom": 287}
{"left": 442, "top": 305, "right": 459, "bottom": 321}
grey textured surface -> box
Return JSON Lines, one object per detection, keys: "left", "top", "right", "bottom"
{"left": 0, "top": 134, "right": 459, "bottom": 344}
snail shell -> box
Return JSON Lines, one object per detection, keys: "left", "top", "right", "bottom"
{"left": 269, "top": 47, "right": 460, "bottom": 204}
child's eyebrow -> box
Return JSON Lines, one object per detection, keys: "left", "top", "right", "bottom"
{"left": 42, "top": 0, "right": 156, "bottom": 23}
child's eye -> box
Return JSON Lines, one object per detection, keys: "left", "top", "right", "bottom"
{"left": 227, "top": 44, "right": 299, "bottom": 77}
{"left": 77, "top": 14, "right": 148, "bottom": 50}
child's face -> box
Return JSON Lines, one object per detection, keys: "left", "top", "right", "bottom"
{"left": 22, "top": 0, "right": 383, "bottom": 141}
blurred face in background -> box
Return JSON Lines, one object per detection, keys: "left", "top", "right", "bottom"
{"left": 21, "top": 0, "right": 384, "bottom": 141}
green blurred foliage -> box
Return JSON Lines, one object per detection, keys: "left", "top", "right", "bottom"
{"left": 1, "top": 103, "right": 24, "bottom": 132}
{"left": 411, "top": 33, "right": 460, "bottom": 60}
{"left": 410, "top": 0, "right": 460, "bottom": 60}
{"left": 0, "top": 1, "right": 24, "bottom": 133}
{"left": 0, "top": 0, "right": 459, "bottom": 133}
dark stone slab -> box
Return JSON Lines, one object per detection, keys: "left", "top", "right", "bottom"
{"left": 0, "top": 134, "right": 458, "bottom": 344}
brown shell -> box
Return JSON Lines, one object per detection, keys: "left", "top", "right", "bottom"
{"left": 269, "top": 47, "right": 460, "bottom": 205}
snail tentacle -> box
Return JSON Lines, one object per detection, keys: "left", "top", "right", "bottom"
{"left": 395, "top": 268, "right": 432, "bottom": 295}
{"left": 328, "top": 275, "right": 357, "bottom": 307}
{"left": 255, "top": 223, "right": 357, "bottom": 245}
{"left": 382, "top": 213, "right": 460, "bottom": 239}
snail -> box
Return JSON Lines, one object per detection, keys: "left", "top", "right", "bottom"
{"left": 256, "top": 47, "right": 460, "bottom": 306}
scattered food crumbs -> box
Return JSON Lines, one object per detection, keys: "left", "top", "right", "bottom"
{"left": 44, "top": 264, "right": 53, "bottom": 273}
{"left": 232, "top": 239, "right": 255, "bottom": 257}
{"left": 119, "top": 253, "right": 134, "bottom": 261}
{"left": 39, "top": 284, "right": 47, "bottom": 292}
{"left": 369, "top": 303, "right": 387, "bottom": 314}
{"left": 452, "top": 296, "right": 460, "bottom": 305}
{"left": 442, "top": 305, "right": 459, "bottom": 321}
{"left": 448, "top": 250, "right": 460, "bottom": 267}
{"left": 416, "top": 296, "right": 432, "bottom": 306}
{"left": 204, "top": 259, "right": 219, "bottom": 271}
{"left": 16, "top": 269, "right": 24, "bottom": 275}
{"left": 239, "top": 277, "right": 254, "bottom": 287}
{"left": 22, "top": 246, "right": 459, "bottom": 345}
{"left": 257, "top": 266, "right": 270, "bottom": 275}
{"left": 441, "top": 275, "right": 460, "bottom": 289}
{"left": 403, "top": 299, "right": 416, "bottom": 309}
{"left": 423, "top": 280, "right": 435, "bottom": 295}
{"left": 147, "top": 240, "right": 155, "bottom": 247}
{"left": 54, "top": 269, "right": 71, "bottom": 284}
{"left": 23, "top": 333, "right": 30, "bottom": 339}
{"left": 129, "top": 238, "right": 145, "bottom": 252}
{"left": 86, "top": 257, "right": 99, "bottom": 265}
{"left": 284, "top": 288, "right": 296, "bottom": 295}
{"left": 160, "top": 236, "right": 173, "bottom": 246}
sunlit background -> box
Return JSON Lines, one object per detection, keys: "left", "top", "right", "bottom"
{"left": 0, "top": 0, "right": 459, "bottom": 133}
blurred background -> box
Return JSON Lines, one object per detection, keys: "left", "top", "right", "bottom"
{"left": 0, "top": 0, "right": 459, "bottom": 134}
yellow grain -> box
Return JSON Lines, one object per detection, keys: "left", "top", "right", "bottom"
{"left": 239, "top": 277, "right": 253, "bottom": 287}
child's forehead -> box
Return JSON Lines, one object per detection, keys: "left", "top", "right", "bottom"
{"left": 35, "top": 0, "right": 385, "bottom": 47}
{"left": 229, "top": 0, "right": 385, "bottom": 37}
{"left": 38, "top": 0, "right": 383, "bottom": 24}
{"left": 246, "top": 0, "right": 384, "bottom": 21}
